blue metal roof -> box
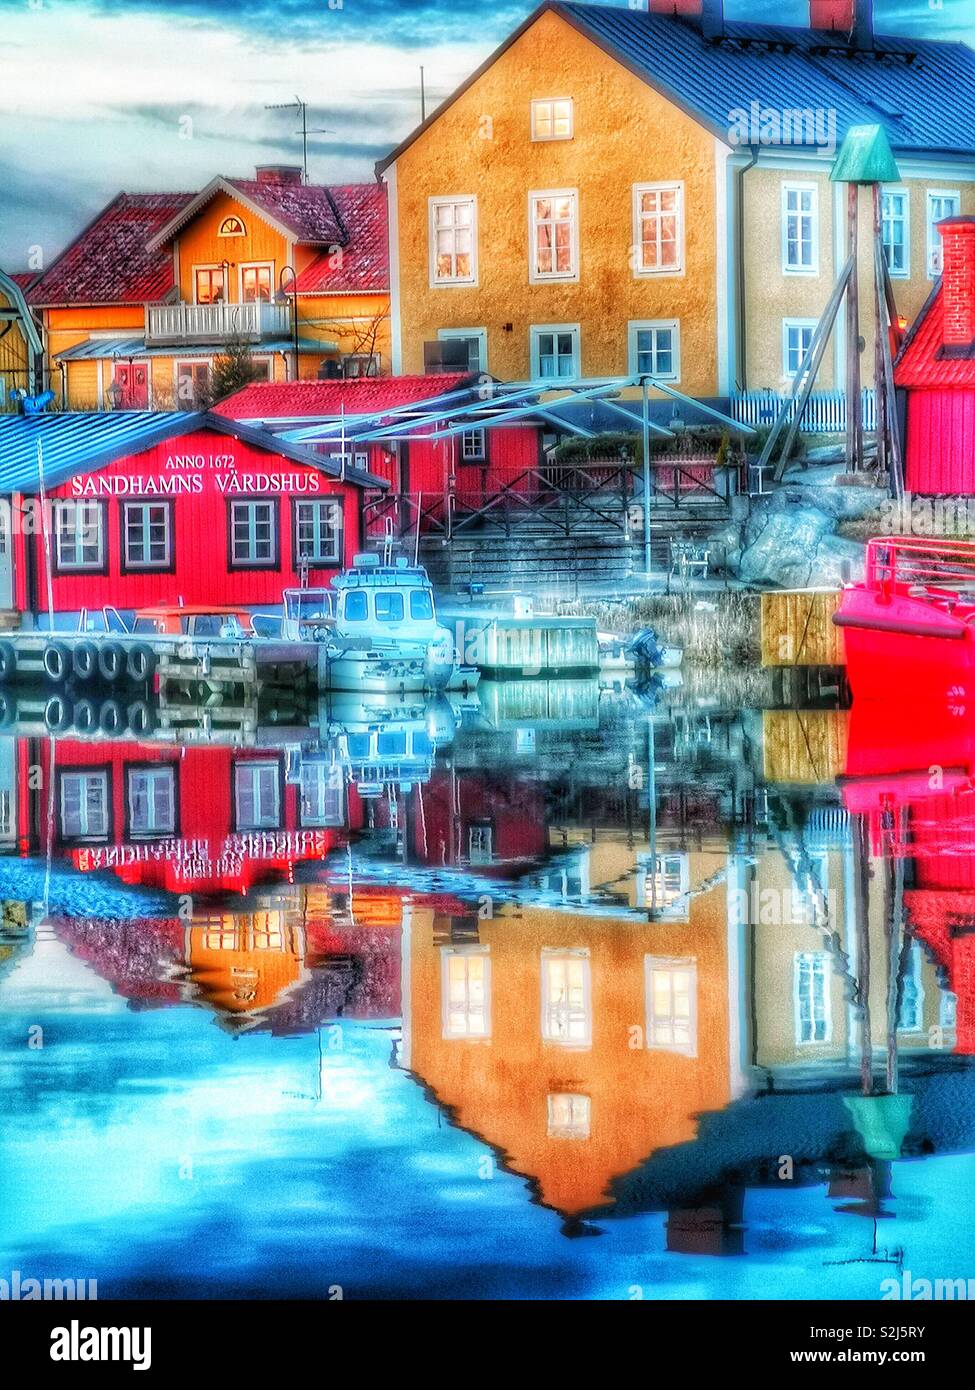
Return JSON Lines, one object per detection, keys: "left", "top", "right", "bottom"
{"left": 0, "top": 412, "right": 201, "bottom": 492}
{"left": 557, "top": 4, "right": 975, "bottom": 157}
{"left": 56, "top": 335, "right": 335, "bottom": 361}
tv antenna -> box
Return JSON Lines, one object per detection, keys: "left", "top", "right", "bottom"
{"left": 264, "top": 97, "right": 335, "bottom": 184}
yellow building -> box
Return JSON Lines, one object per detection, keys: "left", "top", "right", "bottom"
{"left": 0, "top": 269, "right": 42, "bottom": 410}
{"left": 377, "top": 1, "right": 975, "bottom": 399}
{"left": 27, "top": 168, "right": 391, "bottom": 410}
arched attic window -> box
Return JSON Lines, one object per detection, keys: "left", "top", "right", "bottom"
{"left": 218, "top": 215, "right": 247, "bottom": 238}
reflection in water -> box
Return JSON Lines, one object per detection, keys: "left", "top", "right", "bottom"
{"left": 2, "top": 685, "right": 975, "bottom": 1297}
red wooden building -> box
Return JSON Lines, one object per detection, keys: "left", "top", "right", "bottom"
{"left": 896, "top": 216, "right": 975, "bottom": 494}
{"left": 0, "top": 410, "right": 385, "bottom": 623}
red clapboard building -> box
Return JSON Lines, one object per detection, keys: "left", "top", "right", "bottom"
{"left": 896, "top": 217, "right": 975, "bottom": 493}
{"left": 0, "top": 411, "right": 385, "bottom": 622}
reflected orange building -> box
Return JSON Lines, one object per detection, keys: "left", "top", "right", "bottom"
{"left": 185, "top": 901, "right": 308, "bottom": 1031}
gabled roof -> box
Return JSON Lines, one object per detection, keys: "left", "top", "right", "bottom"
{"left": 895, "top": 284, "right": 975, "bottom": 390}
{"left": 214, "top": 373, "right": 477, "bottom": 423}
{"left": 0, "top": 410, "right": 388, "bottom": 492}
{"left": 293, "top": 184, "right": 389, "bottom": 294}
{"left": 28, "top": 193, "right": 194, "bottom": 308}
{"left": 377, "top": 1, "right": 975, "bottom": 173}
{"left": 0, "top": 269, "right": 42, "bottom": 356}
{"left": 145, "top": 176, "right": 348, "bottom": 252}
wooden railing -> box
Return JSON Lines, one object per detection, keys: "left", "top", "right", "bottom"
{"left": 732, "top": 388, "right": 877, "bottom": 435}
{"left": 145, "top": 301, "right": 291, "bottom": 345}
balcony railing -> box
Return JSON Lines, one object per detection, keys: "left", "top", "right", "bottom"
{"left": 145, "top": 300, "right": 292, "bottom": 345}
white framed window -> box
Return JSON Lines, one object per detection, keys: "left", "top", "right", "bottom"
{"left": 239, "top": 262, "right": 274, "bottom": 303}
{"left": 429, "top": 196, "right": 477, "bottom": 286}
{"left": 122, "top": 500, "right": 172, "bottom": 570}
{"left": 628, "top": 320, "right": 680, "bottom": 381}
{"left": 230, "top": 499, "right": 277, "bottom": 567}
{"left": 60, "top": 770, "right": 109, "bottom": 841}
{"left": 54, "top": 499, "right": 104, "bottom": 572}
{"left": 782, "top": 182, "right": 818, "bottom": 274}
{"left": 127, "top": 766, "right": 175, "bottom": 838}
{"left": 783, "top": 319, "right": 817, "bottom": 380}
{"left": 437, "top": 327, "right": 488, "bottom": 372}
{"left": 897, "top": 941, "right": 926, "bottom": 1034}
{"left": 468, "top": 822, "right": 493, "bottom": 864}
{"left": 645, "top": 956, "right": 697, "bottom": 1055}
{"left": 461, "top": 428, "right": 486, "bottom": 462}
{"left": 174, "top": 359, "right": 211, "bottom": 407}
{"left": 882, "top": 189, "right": 910, "bottom": 277}
{"left": 927, "top": 190, "right": 961, "bottom": 277}
{"left": 547, "top": 1093, "right": 590, "bottom": 1139}
{"left": 299, "top": 760, "right": 344, "bottom": 828}
{"left": 633, "top": 182, "right": 684, "bottom": 275}
{"left": 194, "top": 264, "right": 226, "bottom": 304}
{"left": 530, "top": 323, "right": 580, "bottom": 381}
{"left": 294, "top": 498, "right": 342, "bottom": 565}
{"left": 234, "top": 761, "right": 281, "bottom": 831}
{"left": 636, "top": 851, "right": 689, "bottom": 919}
{"left": 529, "top": 189, "right": 579, "bottom": 282}
{"left": 441, "top": 945, "right": 491, "bottom": 1039}
{"left": 541, "top": 948, "right": 591, "bottom": 1046}
{"left": 795, "top": 951, "right": 832, "bottom": 1045}
{"left": 531, "top": 98, "right": 573, "bottom": 142}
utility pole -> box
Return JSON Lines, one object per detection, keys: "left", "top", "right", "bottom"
{"left": 265, "top": 97, "right": 310, "bottom": 182}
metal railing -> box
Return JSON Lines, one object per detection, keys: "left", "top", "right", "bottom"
{"left": 865, "top": 536, "right": 975, "bottom": 599}
{"left": 145, "top": 300, "right": 291, "bottom": 345}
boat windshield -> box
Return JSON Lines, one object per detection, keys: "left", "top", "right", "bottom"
{"left": 375, "top": 592, "right": 405, "bottom": 623}
{"left": 410, "top": 589, "right": 435, "bottom": 621}
{"left": 288, "top": 591, "right": 334, "bottom": 621}
{"left": 344, "top": 591, "right": 368, "bottom": 622}
{"left": 192, "top": 614, "right": 244, "bottom": 638}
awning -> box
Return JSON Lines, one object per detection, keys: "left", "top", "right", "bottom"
{"left": 56, "top": 335, "right": 337, "bottom": 361}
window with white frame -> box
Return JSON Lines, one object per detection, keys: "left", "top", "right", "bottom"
{"left": 230, "top": 499, "right": 277, "bottom": 567}
{"left": 529, "top": 190, "right": 578, "bottom": 281}
{"left": 783, "top": 319, "right": 817, "bottom": 379}
{"left": 628, "top": 320, "right": 680, "bottom": 381}
{"left": 782, "top": 183, "right": 818, "bottom": 273}
{"left": 795, "top": 951, "right": 832, "bottom": 1044}
{"left": 882, "top": 190, "right": 910, "bottom": 276}
{"left": 461, "top": 428, "right": 486, "bottom": 462}
{"left": 541, "top": 948, "right": 592, "bottom": 1046}
{"left": 294, "top": 498, "right": 341, "bottom": 565}
{"left": 240, "top": 263, "right": 273, "bottom": 303}
{"left": 547, "top": 1093, "right": 591, "bottom": 1140}
{"left": 441, "top": 945, "right": 491, "bottom": 1039}
{"left": 531, "top": 97, "right": 573, "bottom": 141}
{"left": 298, "top": 759, "right": 344, "bottom": 827}
{"left": 429, "top": 196, "right": 477, "bottom": 285}
{"left": 123, "top": 500, "right": 172, "bottom": 570}
{"left": 645, "top": 956, "right": 697, "bottom": 1055}
{"left": 127, "top": 766, "right": 176, "bottom": 838}
{"left": 175, "top": 360, "right": 211, "bottom": 407}
{"left": 468, "top": 822, "right": 493, "bottom": 865}
{"left": 927, "top": 190, "right": 961, "bottom": 276}
{"left": 637, "top": 851, "right": 689, "bottom": 919}
{"left": 897, "top": 941, "right": 926, "bottom": 1033}
{"left": 234, "top": 761, "right": 281, "bottom": 831}
{"left": 531, "top": 324, "right": 580, "bottom": 380}
{"left": 54, "top": 499, "right": 104, "bottom": 572}
{"left": 60, "top": 770, "right": 109, "bottom": 841}
{"left": 437, "top": 328, "right": 487, "bottom": 373}
{"left": 633, "top": 183, "right": 683, "bottom": 275}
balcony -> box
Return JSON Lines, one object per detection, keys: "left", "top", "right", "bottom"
{"left": 145, "top": 300, "right": 292, "bottom": 346}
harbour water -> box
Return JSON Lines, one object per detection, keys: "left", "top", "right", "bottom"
{"left": 1, "top": 676, "right": 973, "bottom": 1301}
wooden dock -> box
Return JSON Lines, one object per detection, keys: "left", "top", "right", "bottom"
{"left": 760, "top": 589, "right": 845, "bottom": 668}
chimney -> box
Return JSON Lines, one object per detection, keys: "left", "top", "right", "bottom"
{"left": 940, "top": 217, "right": 975, "bottom": 351}
{"left": 255, "top": 165, "right": 304, "bottom": 186}
{"left": 810, "top": 0, "right": 874, "bottom": 47}
{"left": 649, "top": 0, "right": 702, "bottom": 15}
{"left": 649, "top": 0, "right": 724, "bottom": 37}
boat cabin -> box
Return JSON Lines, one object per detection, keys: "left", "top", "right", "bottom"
{"left": 132, "top": 605, "right": 255, "bottom": 639}
{"left": 333, "top": 555, "right": 439, "bottom": 639}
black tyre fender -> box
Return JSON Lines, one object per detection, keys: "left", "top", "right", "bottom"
{"left": 44, "top": 693, "right": 73, "bottom": 734}
{"left": 71, "top": 640, "right": 99, "bottom": 682}
{"left": 43, "top": 641, "right": 71, "bottom": 685}
{"left": 73, "top": 697, "right": 97, "bottom": 735}
{"left": 0, "top": 690, "right": 16, "bottom": 728}
{"left": 125, "top": 642, "right": 156, "bottom": 684}
{"left": 0, "top": 639, "right": 16, "bottom": 683}
{"left": 98, "top": 698, "right": 124, "bottom": 736}
{"left": 97, "top": 642, "right": 125, "bottom": 683}
{"left": 126, "top": 699, "right": 156, "bottom": 737}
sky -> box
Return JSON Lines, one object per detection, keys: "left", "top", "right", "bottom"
{"left": 0, "top": 0, "right": 972, "bottom": 270}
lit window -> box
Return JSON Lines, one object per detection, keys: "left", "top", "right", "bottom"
{"left": 60, "top": 771, "right": 109, "bottom": 841}
{"left": 795, "top": 951, "right": 832, "bottom": 1044}
{"left": 629, "top": 321, "right": 680, "bottom": 381}
{"left": 234, "top": 761, "right": 281, "bottom": 830}
{"left": 230, "top": 499, "right": 276, "bottom": 567}
{"left": 637, "top": 851, "right": 689, "bottom": 919}
{"left": 123, "top": 501, "right": 172, "bottom": 570}
{"left": 531, "top": 325, "right": 579, "bottom": 380}
{"left": 547, "top": 1093, "right": 590, "bottom": 1139}
{"left": 541, "top": 948, "right": 591, "bottom": 1046}
{"left": 127, "top": 766, "right": 175, "bottom": 837}
{"left": 241, "top": 264, "right": 273, "bottom": 302}
{"left": 783, "top": 319, "right": 817, "bottom": 379}
{"left": 218, "top": 216, "right": 246, "bottom": 237}
{"left": 461, "top": 429, "right": 486, "bottom": 462}
{"left": 441, "top": 946, "right": 491, "bottom": 1039}
{"left": 645, "top": 956, "right": 697, "bottom": 1055}
{"left": 531, "top": 98, "right": 573, "bottom": 141}
{"left": 54, "top": 500, "right": 104, "bottom": 571}
{"left": 882, "top": 190, "right": 910, "bottom": 277}
{"left": 468, "top": 822, "right": 493, "bottom": 865}
{"left": 294, "top": 498, "right": 341, "bottom": 565}
{"left": 430, "top": 197, "right": 477, "bottom": 285}
{"left": 633, "top": 183, "right": 683, "bottom": 274}
{"left": 299, "top": 760, "right": 344, "bottom": 828}
{"left": 200, "top": 916, "right": 240, "bottom": 951}
{"left": 927, "top": 190, "right": 960, "bottom": 276}
{"left": 782, "top": 183, "right": 818, "bottom": 273}
{"left": 530, "top": 190, "right": 578, "bottom": 281}
{"left": 195, "top": 266, "right": 226, "bottom": 304}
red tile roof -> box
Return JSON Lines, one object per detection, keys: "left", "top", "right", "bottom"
{"left": 215, "top": 374, "right": 476, "bottom": 421}
{"left": 28, "top": 193, "right": 194, "bottom": 308}
{"left": 896, "top": 284, "right": 975, "bottom": 390}
{"left": 294, "top": 184, "right": 389, "bottom": 294}
{"left": 225, "top": 178, "right": 346, "bottom": 244}
{"left": 8, "top": 272, "right": 36, "bottom": 290}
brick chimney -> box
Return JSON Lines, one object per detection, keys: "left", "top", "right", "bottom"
{"left": 649, "top": 0, "right": 723, "bottom": 36}
{"left": 255, "top": 165, "right": 303, "bottom": 186}
{"left": 940, "top": 217, "right": 975, "bottom": 351}
{"left": 811, "top": 0, "right": 874, "bottom": 46}
{"left": 649, "top": 0, "right": 703, "bottom": 12}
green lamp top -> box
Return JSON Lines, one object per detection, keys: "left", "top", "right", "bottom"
{"left": 830, "top": 124, "right": 901, "bottom": 185}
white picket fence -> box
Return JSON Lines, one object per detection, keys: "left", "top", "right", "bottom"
{"left": 731, "top": 389, "right": 877, "bottom": 435}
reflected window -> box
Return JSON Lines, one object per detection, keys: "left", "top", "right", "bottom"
{"left": 795, "top": 951, "right": 832, "bottom": 1044}
{"left": 60, "top": 770, "right": 109, "bottom": 842}
{"left": 468, "top": 822, "right": 493, "bottom": 866}
{"left": 251, "top": 913, "right": 284, "bottom": 951}
{"left": 234, "top": 761, "right": 281, "bottom": 830}
{"left": 127, "top": 766, "right": 175, "bottom": 838}
{"left": 202, "top": 919, "right": 240, "bottom": 951}
{"left": 941, "top": 990, "right": 958, "bottom": 1030}
{"left": 547, "top": 1093, "right": 590, "bottom": 1140}
{"left": 645, "top": 956, "right": 697, "bottom": 1056}
{"left": 897, "top": 942, "right": 926, "bottom": 1034}
{"left": 541, "top": 948, "right": 591, "bottom": 1046}
{"left": 441, "top": 946, "right": 490, "bottom": 1039}
{"left": 299, "top": 761, "right": 344, "bottom": 828}
{"left": 637, "top": 851, "right": 689, "bottom": 920}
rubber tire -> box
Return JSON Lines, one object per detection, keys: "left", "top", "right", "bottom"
{"left": 98, "top": 698, "right": 124, "bottom": 736}
{"left": 73, "top": 697, "right": 97, "bottom": 735}
{"left": 43, "top": 641, "right": 71, "bottom": 685}
{"left": 0, "top": 690, "right": 15, "bottom": 728}
{"left": 44, "top": 694, "right": 73, "bottom": 734}
{"left": 97, "top": 642, "right": 125, "bottom": 684}
{"left": 126, "top": 699, "right": 156, "bottom": 737}
{"left": 125, "top": 643, "right": 156, "bottom": 684}
{"left": 0, "top": 639, "right": 16, "bottom": 683}
{"left": 71, "top": 640, "right": 99, "bottom": 682}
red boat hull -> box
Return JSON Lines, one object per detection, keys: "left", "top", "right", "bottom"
{"left": 837, "top": 586, "right": 975, "bottom": 703}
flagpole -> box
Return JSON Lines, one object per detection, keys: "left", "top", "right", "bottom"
{"left": 36, "top": 441, "right": 55, "bottom": 632}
